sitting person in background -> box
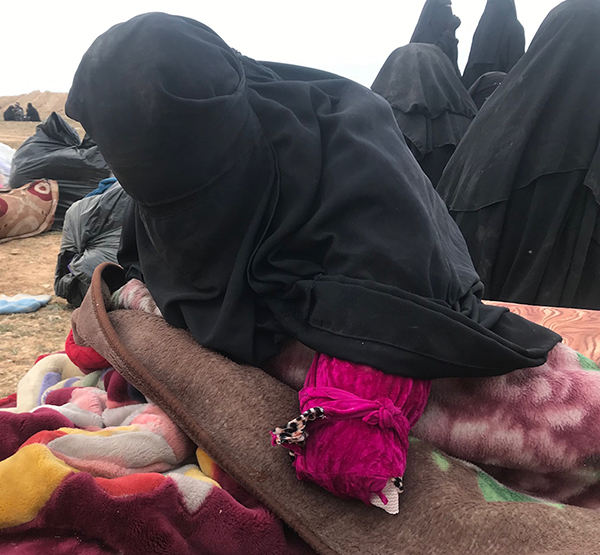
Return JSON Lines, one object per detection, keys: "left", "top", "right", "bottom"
{"left": 3, "top": 106, "right": 15, "bottom": 121}
{"left": 12, "top": 103, "right": 25, "bottom": 121}
{"left": 26, "top": 103, "right": 41, "bottom": 122}
{"left": 3, "top": 104, "right": 24, "bottom": 122}
{"left": 438, "top": 0, "right": 600, "bottom": 310}
{"left": 371, "top": 43, "right": 477, "bottom": 188}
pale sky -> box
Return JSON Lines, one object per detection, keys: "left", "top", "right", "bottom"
{"left": 2, "top": 0, "right": 565, "bottom": 96}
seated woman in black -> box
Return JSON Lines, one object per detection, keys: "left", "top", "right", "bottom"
{"left": 26, "top": 103, "right": 41, "bottom": 122}
{"left": 65, "top": 12, "right": 559, "bottom": 505}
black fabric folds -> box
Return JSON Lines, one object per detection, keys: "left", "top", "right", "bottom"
{"left": 371, "top": 44, "right": 477, "bottom": 187}
{"left": 437, "top": 0, "right": 600, "bottom": 309}
{"left": 66, "top": 13, "right": 559, "bottom": 379}
{"left": 462, "top": 0, "right": 525, "bottom": 88}
{"left": 410, "top": 0, "right": 461, "bottom": 75}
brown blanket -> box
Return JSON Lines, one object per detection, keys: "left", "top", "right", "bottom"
{"left": 71, "top": 263, "right": 600, "bottom": 555}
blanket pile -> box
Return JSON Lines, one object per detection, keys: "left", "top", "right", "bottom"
{"left": 0, "top": 353, "right": 312, "bottom": 555}
{"left": 4, "top": 265, "right": 600, "bottom": 554}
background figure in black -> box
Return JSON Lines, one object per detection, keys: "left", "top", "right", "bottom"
{"left": 467, "top": 71, "right": 506, "bottom": 109}
{"left": 372, "top": 44, "right": 477, "bottom": 188}
{"left": 411, "top": 0, "right": 462, "bottom": 75}
{"left": 3, "top": 106, "right": 16, "bottom": 121}
{"left": 437, "top": 0, "right": 600, "bottom": 310}
{"left": 26, "top": 103, "right": 41, "bottom": 122}
{"left": 462, "top": 0, "right": 525, "bottom": 89}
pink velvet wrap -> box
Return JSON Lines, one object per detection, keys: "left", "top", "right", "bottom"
{"left": 273, "top": 354, "right": 431, "bottom": 506}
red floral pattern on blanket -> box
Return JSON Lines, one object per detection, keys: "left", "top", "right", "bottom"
{"left": 0, "top": 179, "right": 59, "bottom": 244}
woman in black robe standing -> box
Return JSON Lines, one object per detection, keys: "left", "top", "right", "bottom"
{"left": 462, "top": 0, "right": 525, "bottom": 89}
{"left": 410, "top": 0, "right": 462, "bottom": 75}
{"left": 438, "top": 0, "right": 600, "bottom": 310}
{"left": 372, "top": 43, "right": 477, "bottom": 188}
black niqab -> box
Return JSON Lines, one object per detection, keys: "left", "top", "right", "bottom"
{"left": 462, "top": 0, "right": 525, "bottom": 88}
{"left": 411, "top": 0, "right": 460, "bottom": 75}
{"left": 66, "top": 13, "right": 559, "bottom": 379}
{"left": 371, "top": 44, "right": 476, "bottom": 186}
{"left": 437, "top": 0, "right": 600, "bottom": 309}
{"left": 467, "top": 71, "right": 506, "bottom": 109}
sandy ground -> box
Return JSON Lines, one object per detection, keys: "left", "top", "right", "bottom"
{"left": 0, "top": 104, "right": 77, "bottom": 398}
{"left": 0, "top": 233, "right": 73, "bottom": 398}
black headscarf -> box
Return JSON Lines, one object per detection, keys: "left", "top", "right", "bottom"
{"left": 371, "top": 44, "right": 476, "bottom": 186}
{"left": 462, "top": 0, "right": 525, "bottom": 88}
{"left": 66, "top": 13, "right": 559, "bottom": 380}
{"left": 411, "top": 0, "right": 461, "bottom": 75}
{"left": 437, "top": 0, "right": 600, "bottom": 308}
{"left": 467, "top": 71, "right": 506, "bottom": 109}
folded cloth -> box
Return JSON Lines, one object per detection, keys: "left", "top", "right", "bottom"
{"left": 64, "top": 329, "right": 110, "bottom": 373}
{"left": 0, "top": 294, "right": 52, "bottom": 314}
{"left": 272, "top": 354, "right": 431, "bottom": 513}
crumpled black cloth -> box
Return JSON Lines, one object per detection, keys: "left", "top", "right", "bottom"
{"left": 371, "top": 44, "right": 476, "bottom": 186}
{"left": 462, "top": 0, "right": 525, "bottom": 88}
{"left": 410, "top": 0, "right": 460, "bottom": 75}
{"left": 66, "top": 13, "right": 559, "bottom": 379}
{"left": 437, "top": 0, "right": 600, "bottom": 309}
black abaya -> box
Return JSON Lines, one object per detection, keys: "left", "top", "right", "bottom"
{"left": 371, "top": 44, "right": 477, "bottom": 188}
{"left": 462, "top": 0, "right": 525, "bottom": 89}
{"left": 438, "top": 0, "right": 600, "bottom": 310}
{"left": 66, "top": 13, "right": 559, "bottom": 380}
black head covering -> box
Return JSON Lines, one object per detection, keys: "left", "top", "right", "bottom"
{"left": 467, "top": 71, "right": 506, "bottom": 109}
{"left": 437, "top": 0, "right": 600, "bottom": 306}
{"left": 462, "top": 0, "right": 525, "bottom": 88}
{"left": 411, "top": 0, "right": 453, "bottom": 42}
{"left": 371, "top": 44, "right": 476, "bottom": 160}
{"left": 67, "top": 13, "right": 559, "bottom": 379}
{"left": 411, "top": 0, "right": 461, "bottom": 74}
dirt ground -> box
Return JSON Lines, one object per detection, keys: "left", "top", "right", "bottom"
{"left": 0, "top": 233, "right": 73, "bottom": 398}
{"left": 0, "top": 105, "right": 78, "bottom": 398}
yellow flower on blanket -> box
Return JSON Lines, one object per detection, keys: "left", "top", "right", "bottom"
{"left": 0, "top": 444, "right": 76, "bottom": 529}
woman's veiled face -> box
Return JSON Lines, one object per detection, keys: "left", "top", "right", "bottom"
{"left": 434, "top": 0, "right": 453, "bottom": 20}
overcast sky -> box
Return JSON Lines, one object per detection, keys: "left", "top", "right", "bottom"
{"left": 2, "top": 0, "right": 565, "bottom": 96}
